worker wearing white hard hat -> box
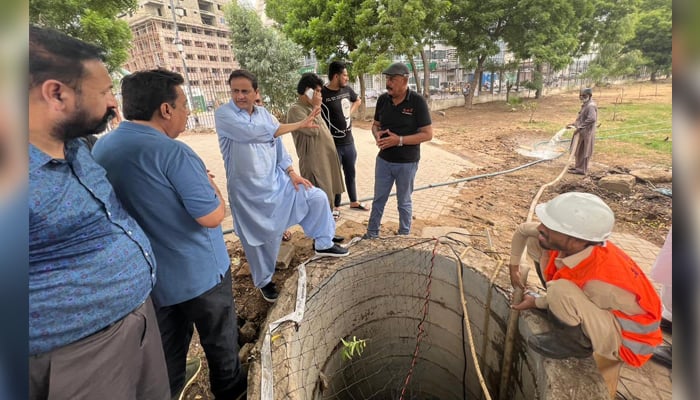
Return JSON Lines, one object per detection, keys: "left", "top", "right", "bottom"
{"left": 510, "top": 192, "right": 663, "bottom": 398}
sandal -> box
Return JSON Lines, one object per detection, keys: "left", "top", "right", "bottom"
{"left": 349, "top": 202, "right": 369, "bottom": 211}
{"left": 282, "top": 230, "right": 292, "bottom": 241}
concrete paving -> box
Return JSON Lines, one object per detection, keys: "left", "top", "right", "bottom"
{"left": 178, "top": 130, "right": 671, "bottom": 400}
{"left": 178, "top": 128, "right": 477, "bottom": 234}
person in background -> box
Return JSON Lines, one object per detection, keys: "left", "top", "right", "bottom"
{"left": 567, "top": 88, "right": 598, "bottom": 175}
{"left": 215, "top": 69, "right": 348, "bottom": 303}
{"left": 364, "top": 62, "right": 433, "bottom": 239}
{"left": 462, "top": 82, "right": 470, "bottom": 103}
{"left": 28, "top": 26, "right": 169, "bottom": 399}
{"left": 321, "top": 61, "right": 367, "bottom": 211}
{"left": 93, "top": 69, "right": 247, "bottom": 400}
{"left": 510, "top": 192, "right": 662, "bottom": 398}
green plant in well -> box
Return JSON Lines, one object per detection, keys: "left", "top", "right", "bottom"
{"left": 340, "top": 336, "right": 367, "bottom": 361}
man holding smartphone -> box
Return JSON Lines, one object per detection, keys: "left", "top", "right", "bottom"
{"left": 364, "top": 62, "right": 433, "bottom": 239}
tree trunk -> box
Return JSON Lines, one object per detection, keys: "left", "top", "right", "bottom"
{"left": 409, "top": 55, "right": 421, "bottom": 95}
{"left": 535, "top": 63, "right": 543, "bottom": 99}
{"left": 358, "top": 74, "right": 366, "bottom": 120}
{"left": 421, "top": 49, "right": 430, "bottom": 99}
{"left": 650, "top": 70, "right": 657, "bottom": 81}
{"left": 471, "top": 56, "right": 485, "bottom": 107}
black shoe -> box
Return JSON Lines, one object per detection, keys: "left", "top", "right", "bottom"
{"left": 315, "top": 244, "right": 349, "bottom": 257}
{"left": 651, "top": 345, "right": 672, "bottom": 368}
{"left": 660, "top": 318, "right": 672, "bottom": 334}
{"left": 361, "top": 232, "right": 378, "bottom": 240}
{"left": 333, "top": 235, "right": 345, "bottom": 243}
{"left": 528, "top": 312, "right": 593, "bottom": 359}
{"left": 259, "top": 282, "right": 278, "bottom": 303}
{"left": 528, "top": 330, "right": 593, "bottom": 359}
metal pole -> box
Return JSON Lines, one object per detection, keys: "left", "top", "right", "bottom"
{"left": 169, "top": 0, "right": 195, "bottom": 112}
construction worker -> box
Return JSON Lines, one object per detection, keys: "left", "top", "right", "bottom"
{"left": 510, "top": 192, "right": 663, "bottom": 398}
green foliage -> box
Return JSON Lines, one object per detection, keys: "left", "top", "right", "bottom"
{"left": 506, "top": 96, "right": 523, "bottom": 106}
{"left": 224, "top": 2, "right": 303, "bottom": 116}
{"left": 504, "top": 0, "right": 590, "bottom": 71}
{"left": 29, "top": 0, "right": 136, "bottom": 71}
{"left": 626, "top": 0, "right": 672, "bottom": 79}
{"left": 340, "top": 336, "right": 367, "bottom": 361}
{"left": 266, "top": 0, "right": 387, "bottom": 105}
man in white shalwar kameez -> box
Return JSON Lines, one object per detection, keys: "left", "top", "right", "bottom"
{"left": 215, "top": 69, "right": 348, "bottom": 303}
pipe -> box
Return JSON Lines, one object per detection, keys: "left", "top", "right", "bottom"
{"left": 222, "top": 156, "right": 562, "bottom": 236}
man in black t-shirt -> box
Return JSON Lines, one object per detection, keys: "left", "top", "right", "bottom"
{"left": 321, "top": 61, "right": 365, "bottom": 211}
{"left": 364, "top": 62, "right": 433, "bottom": 239}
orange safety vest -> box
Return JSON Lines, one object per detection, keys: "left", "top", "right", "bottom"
{"left": 544, "top": 242, "right": 662, "bottom": 367}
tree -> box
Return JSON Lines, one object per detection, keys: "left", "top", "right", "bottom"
{"left": 224, "top": 2, "right": 304, "bottom": 117}
{"left": 374, "top": 0, "right": 449, "bottom": 98}
{"left": 626, "top": 1, "right": 672, "bottom": 80}
{"left": 29, "top": 0, "right": 136, "bottom": 71}
{"left": 440, "top": 2, "right": 511, "bottom": 107}
{"left": 504, "top": 0, "right": 594, "bottom": 98}
{"left": 579, "top": 0, "right": 643, "bottom": 84}
{"left": 266, "top": 0, "right": 382, "bottom": 116}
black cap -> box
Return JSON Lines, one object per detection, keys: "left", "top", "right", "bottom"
{"left": 382, "top": 62, "right": 410, "bottom": 76}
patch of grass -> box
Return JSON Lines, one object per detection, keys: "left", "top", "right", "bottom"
{"left": 506, "top": 96, "right": 523, "bottom": 106}
{"left": 529, "top": 120, "right": 565, "bottom": 133}
{"left": 561, "top": 100, "right": 671, "bottom": 158}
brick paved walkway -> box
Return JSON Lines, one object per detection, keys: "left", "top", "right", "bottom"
{"left": 178, "top": 128, "right": 477, "bottom": 233}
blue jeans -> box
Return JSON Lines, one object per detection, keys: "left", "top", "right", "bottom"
{"left": 367, "top": 157, "right": 418, "bottom": 236}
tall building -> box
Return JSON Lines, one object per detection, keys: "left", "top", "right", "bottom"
{"left": 120, "top": 0, "right": 238, "bottom": 112}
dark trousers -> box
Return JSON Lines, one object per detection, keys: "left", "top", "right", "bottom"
{"left": 29, "top": 297, "right": 170, "bottom": 400}
{"left": 334, "top": 143, "right": 358, "bottom": 207}
{"left": 156, "top": 269, "right": 243, "bottom": 399}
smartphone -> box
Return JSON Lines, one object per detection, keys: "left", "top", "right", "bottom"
{"left": 305, "top": 88, "right": 314, "bottom": 101}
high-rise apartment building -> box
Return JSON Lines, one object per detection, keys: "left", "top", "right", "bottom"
{"left": 120, "top": 0, "right": 238, "bottom": 112}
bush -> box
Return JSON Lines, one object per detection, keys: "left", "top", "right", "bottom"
{"left": 507, "top": 96, "right": 523, "bottom": 106}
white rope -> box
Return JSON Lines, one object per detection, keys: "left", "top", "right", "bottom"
{"left": 260, "top": 259, "right": 309, "bottom": 399}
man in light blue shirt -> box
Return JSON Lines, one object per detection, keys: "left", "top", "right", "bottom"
{"left": 93, "top": 69, "right": 246, "bottom": 400}
{"left": 215, "top": 69, "right": 349, "bottom": 303}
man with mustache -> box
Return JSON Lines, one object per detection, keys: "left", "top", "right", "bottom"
{"left": 29, "top": 26, "right": 169, "bottom": 399}
{"left": 364, "top": 62, "right": 433, "bottom": 239}
{"left": 93, "top": 69, "right": 247, "bottom": 400}
{"left": 509, "top": 192, "right": 662, "bottom": 398}
{"left": 215, "top": 69, "right": 349, "bottom": 304}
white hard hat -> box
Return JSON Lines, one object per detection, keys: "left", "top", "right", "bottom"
{"left": 535, "top": 192, "right": 614, "bottom": 242}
